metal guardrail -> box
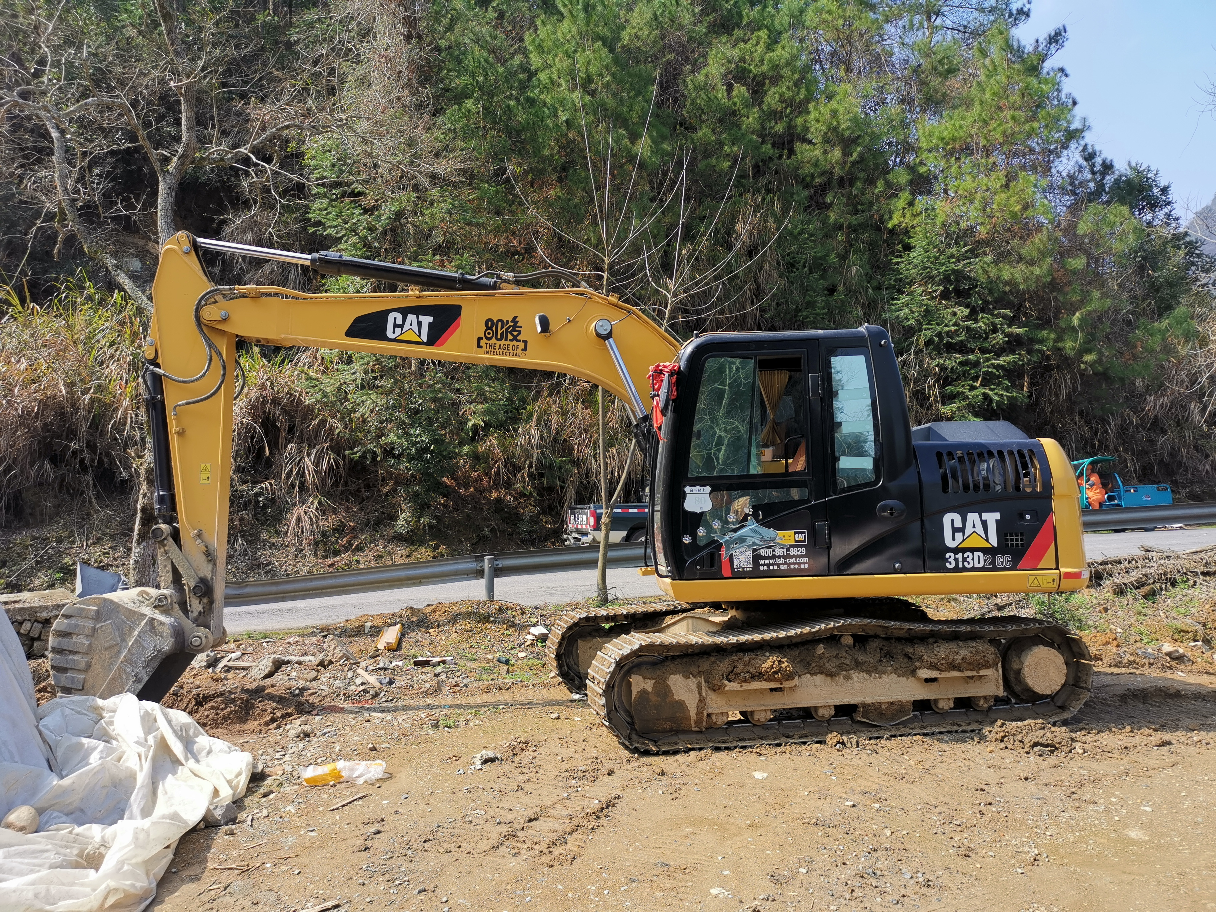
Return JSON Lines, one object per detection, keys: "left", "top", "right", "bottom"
{"left": 224, "top": 503, "right": 1216, "bottom": 607}
{"left": 1081, "top": 502, "right": 1216, "bottom": 531}
{"left": 225, "top": 544, "right": 647, "bottom": 607}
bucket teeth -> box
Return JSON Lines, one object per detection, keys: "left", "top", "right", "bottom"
{"left": 50, "top": 617, "right": 95, "bottom": 636}
{"left": 48, "top": 632, "right": 91, "bottom": 653}
{"left": 47, "top": 652, "right": 92, "bottom": 672}
{"left": 52, "top": 672, "right": 87, "bottom": 691}
{"left": 46, "top": 588, "right": 186, "bottom": 699}
{"left": 58, "top": 603, "right": 100, "bottom": 619}
{"left": 48, "top": 609, "right": 96, "bottom": 693}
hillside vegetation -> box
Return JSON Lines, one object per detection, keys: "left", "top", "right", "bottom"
{"left": 1, "top": 0, "right": 1214, "bottom": 587}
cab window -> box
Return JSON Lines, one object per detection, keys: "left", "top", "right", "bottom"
{"left": 829, "top": 349, "right": 879, "bottom": 492}
{"left": 687, "top": 355, "right": 809, "bottom": 478}
{"left": 687, "top": 356, "right": 754, "bottom": 476}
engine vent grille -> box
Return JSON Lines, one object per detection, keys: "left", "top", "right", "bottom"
{"left": 936, "top": 448, "right": 1042, "bottom": 495}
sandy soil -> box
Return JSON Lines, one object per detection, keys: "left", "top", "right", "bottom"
{"left": 147, "top": 659, "right": 1216, "bottom": 912}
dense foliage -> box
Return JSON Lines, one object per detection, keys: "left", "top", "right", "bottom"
{"left": 2, "top": 0, "right": 1214, "bottom": 560}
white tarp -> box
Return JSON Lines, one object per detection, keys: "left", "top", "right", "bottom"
{"left": 0, "top": 614, "right": 252, "bottom": 912}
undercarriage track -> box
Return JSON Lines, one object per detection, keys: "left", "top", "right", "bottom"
{"left": 548, "top": 601, "right": 682, "bottom": 692}
{"left": 579, "top": 615, "right": 1091, "bottom": 753}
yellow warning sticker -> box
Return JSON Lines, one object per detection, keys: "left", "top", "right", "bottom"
{"left": 1027, "top": 574, "right": 1055, "bottom": 590}
{"left": 200, "top": 463, "right": 212, "bottom": 484}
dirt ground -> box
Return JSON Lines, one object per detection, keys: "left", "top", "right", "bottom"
{"left": 126, "top": 596, "right": 1216, "bottom": 912}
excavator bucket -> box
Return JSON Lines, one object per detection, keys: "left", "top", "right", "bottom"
{"left": 47, "top": 587, "right": 187, "bottom": 700}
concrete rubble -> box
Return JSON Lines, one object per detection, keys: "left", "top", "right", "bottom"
{"left": 470, "top": 749, "right": 501, "bottom": 770}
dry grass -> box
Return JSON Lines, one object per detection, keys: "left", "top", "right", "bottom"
{"left": 500, "top": 376, "right": 639, "bottom": 510}
{"left": 0, "top": 275, "right": 144, "bottom": 525}
{"left": 230, "top": 347, "right": 352, "bottom": 551}
{"left": 1, "top": 270, "right": 629, "bottom": 589}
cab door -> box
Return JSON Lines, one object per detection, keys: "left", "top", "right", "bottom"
{"left": 671, "top": 342, "right": 830, "bottom": 581}
{"left": 822, "top": 338, "right": 924, "bottom": 575}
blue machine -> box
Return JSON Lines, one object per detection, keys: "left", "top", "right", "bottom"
{"left": 1071, "top": 456, "right": 1173, "bottom": 510}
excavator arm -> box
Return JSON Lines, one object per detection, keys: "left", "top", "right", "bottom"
{"left": 47, "top": 233, "right": 678, "bottom": 700}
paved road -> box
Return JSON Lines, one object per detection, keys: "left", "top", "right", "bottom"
{"left": 225, "top": 564, "right": 662, "bottom": 632}
{"left": 225, "top": 528, "right": 1216, "bottom": 633}
{"left": 1082, "top": 526, "right": 1216, "bottom": 558}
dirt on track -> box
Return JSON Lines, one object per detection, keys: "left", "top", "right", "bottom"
{"left": 148, "top": 663, "right": 1216, "bottom": 912}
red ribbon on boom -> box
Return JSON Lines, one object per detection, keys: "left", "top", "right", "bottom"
{"left": 648, "top": 362, "right": 679, "bottom": 440}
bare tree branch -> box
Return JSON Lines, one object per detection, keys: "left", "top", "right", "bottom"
{"left": 1, "top": 0, "right": 342, "bottom": 290}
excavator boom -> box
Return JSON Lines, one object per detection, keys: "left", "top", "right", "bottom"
{"left": 147, "top": 235, "right": 676, "bottom": 656}
{"left": 47, "top": 234, "right": 676, "bottom": 701}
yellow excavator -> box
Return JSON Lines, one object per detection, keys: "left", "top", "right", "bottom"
{"left": 48, "top": 234, "right": 1092, "bottom": 752}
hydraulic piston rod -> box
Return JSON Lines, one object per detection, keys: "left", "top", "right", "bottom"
{"left": 193, "top": 237, "right": 503, "bottom": 292}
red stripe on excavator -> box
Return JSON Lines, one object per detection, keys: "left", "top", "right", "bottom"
{"left": 1017, "top": 514, "right": 1056, "bottom": 570}
{"left": 720, "top": 546, "right": 732, "bottom": 577}
{"left": 434, "top": 316, "right": 461, "bottom": 347}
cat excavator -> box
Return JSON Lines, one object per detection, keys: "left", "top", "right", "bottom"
{"left": 47, "top": 234, "right": 1092, "bottom": 752}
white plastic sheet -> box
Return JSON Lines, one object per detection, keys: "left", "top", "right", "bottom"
{"left": 0, "top": 615, "right": 252, "bottom": 912}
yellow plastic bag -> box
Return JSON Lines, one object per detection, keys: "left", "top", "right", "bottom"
{"left": 301, "top": 762, "right": 344, "bottom": 785}
{"left": 300, "top": 760, "right": 389, "bottom": 785}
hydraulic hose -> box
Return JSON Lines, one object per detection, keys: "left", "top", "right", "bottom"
{"left": 143, "top": 286, "right": 237, "bottom": 416}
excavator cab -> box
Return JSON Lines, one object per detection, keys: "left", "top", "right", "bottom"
{"left": 648, "top": 325, "right": 1075, "bottom": 603}
{"left": 652, "top": 327, "right": 919, "bottom": 584}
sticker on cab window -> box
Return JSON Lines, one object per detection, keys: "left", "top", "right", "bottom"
{"left": 683, "top": 485, "right": 712, "bottom": 512}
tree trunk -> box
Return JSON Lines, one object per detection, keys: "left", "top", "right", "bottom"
{"left": 38, "top": 114, "right": 152, "bottom": 311}
{"left": 156, "top": 171, "right": 180, "bottom": 247}
{"left": 158, "top": 82, "right": 194, "bottom": 246}
{"left": 157, "top": 69, "right": 196, "bottom": 245}
{"left": 129, "top": 444, "right": 159, "bottom": 587}
{"left": 596, "top": 386, "right": 612, "bottom": 602}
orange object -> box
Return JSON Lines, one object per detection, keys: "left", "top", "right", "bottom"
{"left": 376, "top": 623, "right": 402, "bottom": 651}
{"left": 790, "top": 440, "right": 807, "bottom": 472}
{"left": 648, "top": 362, "right": 679, "bottom": 439}
{"left": 301, "top": 762, "right": 344, "bottom": 785}
{"left": 1085, "top": 471, "right": 1105, "bottom": 510}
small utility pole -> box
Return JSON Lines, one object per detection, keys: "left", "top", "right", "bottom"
{"left": 484, "top": 555, "right": 496, "bottom": 601}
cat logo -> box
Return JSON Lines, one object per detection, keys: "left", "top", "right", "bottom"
{"left": 386, "top": 311, "right": 433, "bottom": 343}
{"left": 344, "top": 304, "right": 461, "bottom": 348}
{"left": 943, "top": 511, "right": 999, "bottom": 548}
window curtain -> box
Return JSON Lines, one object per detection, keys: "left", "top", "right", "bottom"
{"left": 758, "top": 370, "right": 789, "bottom": 445}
